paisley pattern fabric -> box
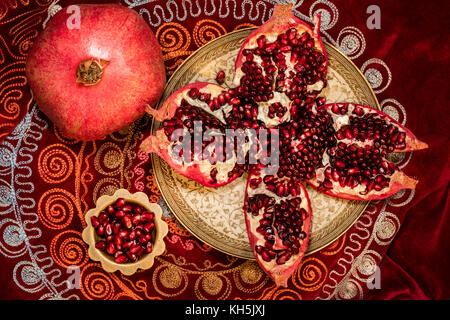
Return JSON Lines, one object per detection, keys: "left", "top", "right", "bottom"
{"left": 0, "top": 0, "right": 444, "bottom": 300}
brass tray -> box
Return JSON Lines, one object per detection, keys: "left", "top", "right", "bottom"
{"left": 151, "top": 28, "right": 379, "bottom": 259}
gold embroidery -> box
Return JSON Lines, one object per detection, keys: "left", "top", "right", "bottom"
{"left": 192, "top": 19, "right": 227, "bottom": 48}
{"left": 293, "top": 257, "right": 328, "bottom": 292}
{"left": 37, "top": 188, "right": 76, "bottom": 230}
{"left": 38, "top": 144, "right": 76, "bottom": 184}
{"left": 50, "top": 230, "right": 88, "bottom": 268}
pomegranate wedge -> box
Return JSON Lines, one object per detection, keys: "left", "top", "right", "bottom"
{"left": 244, "top": 167, "right": 312, "bottom": 287}
{"left": 233, "top": 4, "right": 328, "bottom": 128}
{"left": 307, "top": 103, "right": 428, "bottom": 200}
{"left": 141, "top": 83, "right": 248, "bottom": 187}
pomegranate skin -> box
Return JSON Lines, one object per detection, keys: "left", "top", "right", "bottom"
{"left": 26, "top": 4, "right": 165, "bottom": 141}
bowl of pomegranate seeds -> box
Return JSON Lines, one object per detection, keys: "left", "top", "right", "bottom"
{"left": 82, "top": 189, "right": 168, "bottom": 275}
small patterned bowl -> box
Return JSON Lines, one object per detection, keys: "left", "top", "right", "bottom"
{"left": 82, "top": 189, "right": 168, "bottom": 275}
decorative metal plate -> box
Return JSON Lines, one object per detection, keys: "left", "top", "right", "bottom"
{"left": 151, "top": 29, "right": 379, "bottom": 259}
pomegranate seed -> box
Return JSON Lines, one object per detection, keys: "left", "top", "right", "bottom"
{"left": 118, "top": 230, "right": 128, "bottom": 238}
{"left": 257, "top": 35, "right": 266, "bottom": 49}
{"left": 91, "top": 216, "right": 100, "bottom": 228}
{"left": 267, "top": 250, "right": 276, "bottom": 259}
{"left": 143, "top": 222, "right": 155, "bottom": 233}
{"left": 122, "top": 241, "right": 133, "bottom": 250}
{"left": 116, "top": 198, "right": 126, "bottom": 208}
{"left": 132, "top": 214, "right": 142, "bottom": 226}
{"left": 188, "top": 87, "right": 200, "bottom": 99}
{"left": 396, "top": 142, "right": 406, "bottom": 149}
{"left": 323, "top": 180, "right": 333, "bottom": 189}
{"left": 95, "top": 241, "right": 106, "bottom": 251}
{"left": 324, "top": 167, "right": 332, "bottom": 179}
{"left": 250, "top": 177, "right": 262, "bottom": 189}
{"left": 335, "top": 160, "right": 346, "bottom": 169}
{"left": 122, "top": 216, "right": 132, "bottom": 229}
{"left": 129, "top": 244, "right": 141, "bottom": 255}
{"left": 115, "top": 255, "right": 127, "bottom": 264}
{"left": 255, "top": 245, "right": 263, "bottom": 254}
{"left": 289, "top": 186, "right": 298, "bottom": 196}
{"left": 331, "top": 169, "right": 340, "bottom": 182}
{"left": 216, "top": 70, "right": 225, "bottom": 84}
{"left": 142, "top": 212, "right": 155, "bottom": 222}
{"left": 126, "top": 251, "right": 138, "bottom": 262}
{"left": 105, "top": 224, "right": 113, "bottom": 236}
{"left": 106, "top": 243, "right": 116, "bottom": 255}
{"left": 115, "top": 210, "right": 125, "bottom": 219}
{"left": 230, "top": 98, "right": 241, "bottom": 105}
{"left": 280, "top": 45, "right": 291, "bottom": 52}
{"left": 96, "top": 225, "right": 105, "bottom": 237}
{"left": 276, "top": 252, "right": 291, "bottom": 265}
{"left": 114, "top": 236, "right": 122, "bottom": 250}
{"left": 145, "top": 242, "right": 153, "bottom": 253}
{"left": 113, "top": 223, "right": 121, "bottom": 234}
{"left": 351, "top": 178, "right": 360, "bottom": 188}
{"left": 316, "top": 97, "right": 326, "bottom": 106}
{"left": 331, "top": 104, "right": 340, "bottom": 114}
{"left": 112, "top": 250, "right": 123, "bottom": 259}
{"left": 353, "top": 106, "right": 364, "bottom": 116}
{"left": 106, "top": 205, "right": 115, "bottom": 215}
{"left": 98, "top": 212, "right": 108, "bottom": 224}
{"left": 339, "top": 176, "right": 347, "bottom": 187}
{"left": 138, "top": 234, "right": 147, "bottom": 244}
{"left": 122, "top": 205, "right": 132, "bottom": 212}
{"left": 261, "top": 251, "right": 271, "bottom": 262}
{"left": 218, "top": 93, "right": 226, "bottom": 105}
{"left": 347, "top": 167, "right": 360, "bottom": 175}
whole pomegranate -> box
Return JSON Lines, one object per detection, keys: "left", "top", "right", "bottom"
{"left": 26, "top": 4, "right": 165, "bottom": 140}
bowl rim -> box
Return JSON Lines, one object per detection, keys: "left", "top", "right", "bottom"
{"left": 81, "top": 188, "right": 168, "bottom": 275}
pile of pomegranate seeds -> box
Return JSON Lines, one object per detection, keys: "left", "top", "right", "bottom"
{"left": 90, "top": 198, "right": 155, "bottom": 263}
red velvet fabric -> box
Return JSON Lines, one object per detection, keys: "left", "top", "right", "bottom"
{"left": 365, "top": 0, "right": 450, "bottom": 300}
{"left": 0, "top": 0, "right": 448, "bottom": 300}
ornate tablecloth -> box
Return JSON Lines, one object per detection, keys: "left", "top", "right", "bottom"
{"left": 0, "top": 0, "right": 448, "bottom": 300}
